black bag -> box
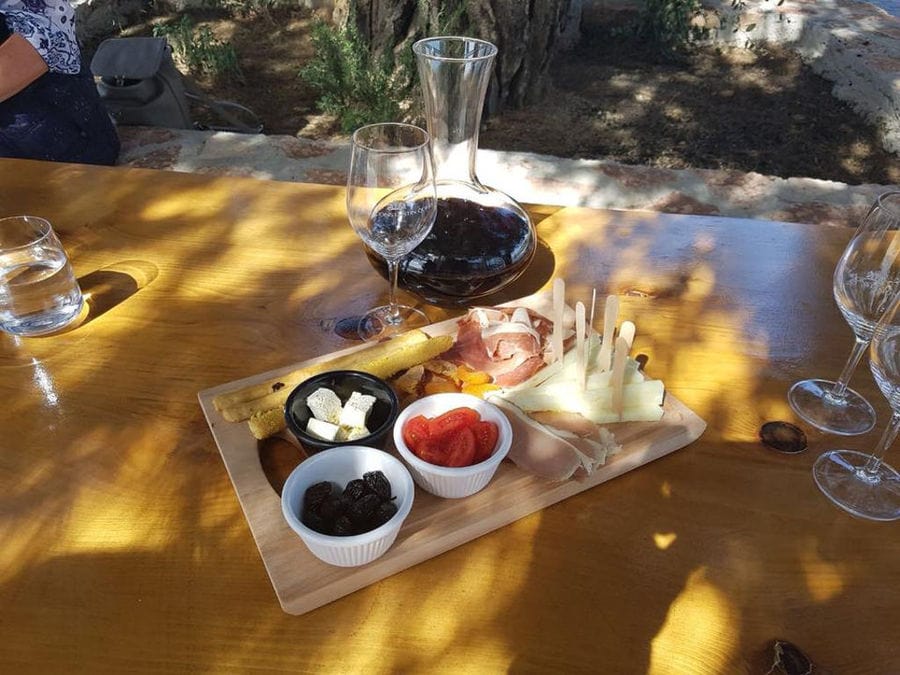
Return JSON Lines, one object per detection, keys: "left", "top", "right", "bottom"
{"left": 90, "top": 37, "right": 192, "bottom": 129}
{"left": 90, "top": 36, "right": 262, "bottom": 133}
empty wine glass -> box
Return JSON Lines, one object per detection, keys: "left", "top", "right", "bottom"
{"left": 347, "top": 123, "right": 437, "bottom": 341}
{"left": 813, "top": 288, "right": 900, "bottom": 521}
{"left": 789, "top": 191, "right": 900, "bottom": 435}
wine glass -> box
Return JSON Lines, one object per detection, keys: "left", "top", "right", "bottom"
{"left": 347, "top": 123, "right": 437, "bottom": 341}
{"left": 813, "top": 288, "right": 900, "bottom": 521}
{"left": 789, "top": 191, "right": 900, "bottom": 435}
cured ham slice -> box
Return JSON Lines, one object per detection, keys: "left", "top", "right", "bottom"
{"left": 531, "top": 410, "right": 623, "bottom": 469}
{"left": 444, "top": 307, "right": 555, "bottom": 388}
{"left": 489, "top": 397, "right": 589, "bottom": 481}
{"left": 531, "top": 410, "right": 598, "bottom": 436}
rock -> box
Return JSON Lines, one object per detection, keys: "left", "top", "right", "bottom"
{"left": 72, "top": 0, "right": 145, "bottom": 45}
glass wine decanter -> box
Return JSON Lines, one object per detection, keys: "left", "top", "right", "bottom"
{"left": 365, "top": 37, "right": 537, "bottom": 308}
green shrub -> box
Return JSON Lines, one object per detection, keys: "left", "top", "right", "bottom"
{"left": 300, "top": 13, "right": 406, "bottom": 133}
{"left": 153, "top": 15, "right": 243, "bottom": 81}
{"left": 299, "top": 0, "right": 472, "bottom": 132}
{"left": 638, "top": 0, "right": 709, "bottom": 59}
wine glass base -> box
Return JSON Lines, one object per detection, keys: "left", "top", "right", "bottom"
{"left": 358, "top": 305, "right": 430, "bottom": 342}
{"left": 788, "top": 378, "right": 876, "bottom": 436}
{"left": 813, "top": 450, "right": 900, "bottom": 521}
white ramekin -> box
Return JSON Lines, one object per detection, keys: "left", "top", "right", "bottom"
{"left": 281, "top": 445, "right": 414, "bottom": 567}
{"left": 393, "top": 393, "right": 513, "bottom": 499}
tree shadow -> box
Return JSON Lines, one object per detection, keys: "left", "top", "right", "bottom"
{"left": 480, "top": 29, "right": 898, "bottom": 187}
{"left": 3, "top": 163, "right": 899, "bottom": 670}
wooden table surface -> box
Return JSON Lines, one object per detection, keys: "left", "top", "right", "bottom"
{"left": 1, "top": 158, "right": 897, "bottom": 674}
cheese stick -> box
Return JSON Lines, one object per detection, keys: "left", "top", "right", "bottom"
{"left": 610, "top": 335, "right": 628, "bottom": 419}
{"left": 588, "top": 288, "right": 597, "bottom": 329}
{"left": 552, "top": 278, "right": 565, "bottom": 363}
{"left": 597, "top": 295, "right": 618, "bottom": 373}
{"left": 619, "top": 321, "right": 636, "bottom": 351}
{"left": 575, "top": 301, "right": 586, "bottom": 390}
{"left": 212, "top": 329, "right": 430, "bottom": 411}
{"left": 586, "top": 288, "right": 597, "bottom": 378}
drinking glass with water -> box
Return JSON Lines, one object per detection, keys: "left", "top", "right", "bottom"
{"left": 0, "top": 215, "right": 84, "bottom": 336}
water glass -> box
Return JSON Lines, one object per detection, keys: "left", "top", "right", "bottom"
{"left": 0, "top": 215, "right": 84, "bottom": 336}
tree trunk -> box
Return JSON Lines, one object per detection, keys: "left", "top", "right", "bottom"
{"left": 335, "top": 0, "right": 581, "bottom": 112}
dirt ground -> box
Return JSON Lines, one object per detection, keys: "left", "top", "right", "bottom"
{"left": 120, "top": 5, "right": 898, "bottom": 186}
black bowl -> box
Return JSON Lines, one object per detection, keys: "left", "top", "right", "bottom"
{"left": 284, "top": 370, "right": 399, "bottom": 454}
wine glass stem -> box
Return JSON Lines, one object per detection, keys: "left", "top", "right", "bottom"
{"left": 385, "top": 258, "right": 403, "bottom": 327}
{"left": 828, "top": 337, "right": 869, "bottom": 402}
{"left": 862, "top": 411, "right": 900, "bottom": 479}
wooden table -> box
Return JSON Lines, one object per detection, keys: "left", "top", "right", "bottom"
{"left": 1, "top": 158, "right": 897, "bottom": 673}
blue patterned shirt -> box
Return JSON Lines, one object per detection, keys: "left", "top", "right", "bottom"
{"left": 1, "top": 0, "right": 80, "bottom": 74}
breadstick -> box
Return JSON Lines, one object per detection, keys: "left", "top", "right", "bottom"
{"left": 221, "top": 334, "right": 455, "bottom": 423}
{"left": 212, "top": 329, "right": 429, "bottom": 412}
{"left": 248, "top": 407, "right": 286, "bottom": 440}
{"left": 360, "top": 334, "right": 453, "bottom": 379}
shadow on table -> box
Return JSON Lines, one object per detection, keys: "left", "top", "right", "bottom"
{"left": 77, "top": 260, "right": 160, "bottom": 326}
{"left": 0, "top": 260, "right": 159, "bottom": 368}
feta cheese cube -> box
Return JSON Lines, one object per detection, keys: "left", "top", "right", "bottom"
{"left": 306, "top": 417, "right": 341, "bottom": 441}
{"left": 339, "top": 391, "right": 376, "bottom": 429}
{"left": 306, "top": 387, "right": 342, "bottom": 424}
{"left": 338, "top": 425, "right": 370, "bottom": 441}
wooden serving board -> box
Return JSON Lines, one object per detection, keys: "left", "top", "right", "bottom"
{"left": 198, "top": 294, "right": 706, "bottom": 615}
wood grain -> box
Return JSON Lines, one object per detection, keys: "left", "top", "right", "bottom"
{"left": 198, "top": 293, "right": 706, "bottom": 615}
{"left": 1, "top": 159, "right": 898, "bottom": 673}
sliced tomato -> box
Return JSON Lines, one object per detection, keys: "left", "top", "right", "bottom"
{"left": 413, "top": 438, "right": 447, "bottom": 466}
{"left": 471, "top": 420, "right": 499, "bottom": 463}
{"left": 444, "top": 426, "right": 477, "bottom": 467}
{"left": 402, "top": 415, "right": 431, "bottom": 453}
{"left": 428, "top": 407, "right": 480, "bottom": 439}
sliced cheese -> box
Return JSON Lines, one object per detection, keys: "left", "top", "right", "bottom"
{"left": 536, "top": 335, "right": 642, "bottom": 389}
{"left": 583, "top": 405, "right": 665, "bottom": 425}
{"left": 338, "top": 425, "right": 370, "bottom": 441}
{"left": 503, "top": 378, "right": 665, "bottom": 421}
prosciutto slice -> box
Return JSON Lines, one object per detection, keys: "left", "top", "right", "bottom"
{"left": 489, "top": 397, "right": 588, "bottom": 480}
{"left": 531, "top": 411, "right": 623, "bottom": 469}
{"left": 445, "top": 307, "right": 555, "bottom": 388}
